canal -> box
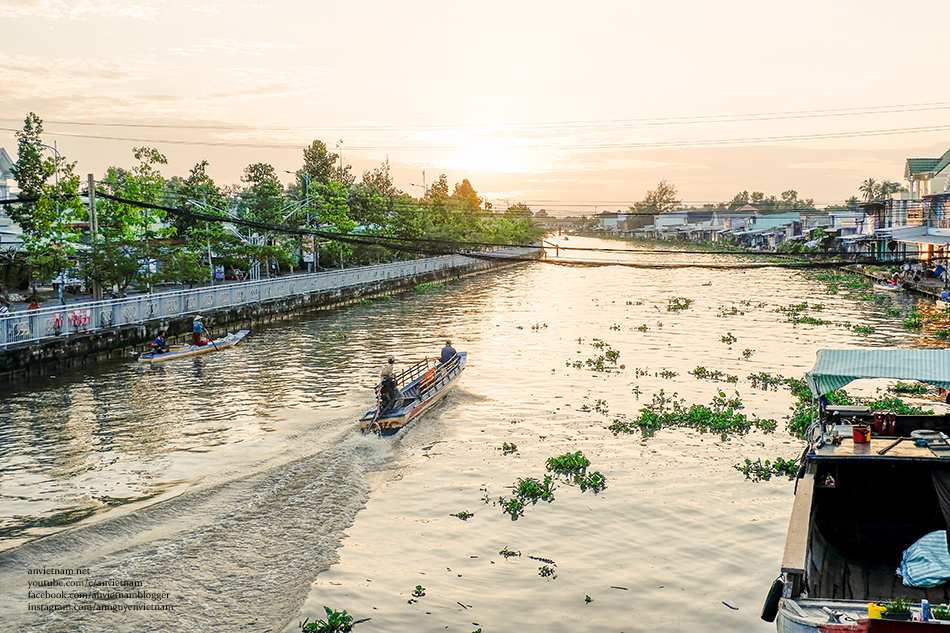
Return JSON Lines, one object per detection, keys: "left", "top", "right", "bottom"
{"left": 0, "top": 235, "right": 943, "bottom": 632}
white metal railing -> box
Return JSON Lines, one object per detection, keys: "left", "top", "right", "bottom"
{"left": 0, "top": 247, "right": 537, "bottom": 348}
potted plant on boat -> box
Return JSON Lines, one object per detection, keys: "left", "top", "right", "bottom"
{"left": 932, "top": 604, "right": 950, "bottom": 621}
{"left": 882, "top": 597, "right": 911, "bottom": 620}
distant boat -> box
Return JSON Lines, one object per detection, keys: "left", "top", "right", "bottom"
{"left": 874, "top": 282, "right": 903, "bottom": 292}
{"left": 138, "top": 330, "right": 250, "bottom": 363}
{"left": 360, "top": 352, "right": 466, "bottom": 434}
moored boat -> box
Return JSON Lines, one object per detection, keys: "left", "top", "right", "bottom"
{"left": 360, "top": 352, "right": 467, "bottom": 434}
{"left": 765, "top": 349, "right": 950, "bottom": 630}
{"left": 874, "top": 283, "right": 903, "bottom": 292}
{"left": 138, "top": 330, "right": 250, "bottom": 363}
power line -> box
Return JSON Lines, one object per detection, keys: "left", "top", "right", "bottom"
{"left": 3, "top": 100, "right": 950, "bottom": 132}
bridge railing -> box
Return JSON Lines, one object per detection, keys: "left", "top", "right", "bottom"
{"left": 0, "top": 247, "right": 536, "bottom": 348}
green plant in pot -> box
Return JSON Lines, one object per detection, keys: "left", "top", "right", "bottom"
{"left": 932, "top": 604, "right": 950, "bottom": 621}
{"left": 882, "top": 596, "right": 911, "bottom": 620}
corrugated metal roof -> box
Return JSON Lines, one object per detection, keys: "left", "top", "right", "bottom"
{"left": 807, "top": 349, "right": 950, "bottom": 397}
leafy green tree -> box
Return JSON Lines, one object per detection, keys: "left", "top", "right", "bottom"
{"left": 301, "top": 140, "right": 338, "bottom": 186}
{"left": 9, "top": 113, "right": 85, "bottom": 298}
{"left": 641, "top": 180, "right": 681, "bottom": 214}
{"left": 860, "top": 178, "right": 878, "bottom": 202}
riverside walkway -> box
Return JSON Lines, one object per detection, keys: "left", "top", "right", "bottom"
{"left": 0, "top": 246, "right": 538, "bottom": 350}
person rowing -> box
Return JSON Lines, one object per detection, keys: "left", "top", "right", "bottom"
{"left": 378, "top": 355, "right": 398, "bottom": 415}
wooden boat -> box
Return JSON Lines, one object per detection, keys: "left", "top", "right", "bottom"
{"left": 765, "top": 349, "right": 950, "bottom": 631}
{"left": 360, "top": 352, "right": 467, "bottom": 434}
{"left": 137, "top": 330, "right": 250, "bottom": 363}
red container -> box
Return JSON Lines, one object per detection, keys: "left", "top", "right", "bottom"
{"left": 853, "top": 425, "right": 871, "bottom": 443}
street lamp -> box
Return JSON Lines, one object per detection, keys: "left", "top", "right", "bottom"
{"left": 285, "top": 170, "right": 316, "bottom": 272}
{"left": 410, "top": 171, "right": 427, "bottom": 198}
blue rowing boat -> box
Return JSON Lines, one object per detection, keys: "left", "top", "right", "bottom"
{"left": 360, "top": 352, "right": 467, "bottom": 433}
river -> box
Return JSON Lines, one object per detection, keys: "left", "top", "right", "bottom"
{"left": 0, "top": 235, "right": 942, "bottom": 632}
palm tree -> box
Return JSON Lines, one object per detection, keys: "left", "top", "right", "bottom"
{"left": 859, "top": 178, "right": 878, "bottom": 202}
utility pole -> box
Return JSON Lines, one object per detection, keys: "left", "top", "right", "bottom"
{"left": 88, "top": 174, "right": 103, "bottom": 301}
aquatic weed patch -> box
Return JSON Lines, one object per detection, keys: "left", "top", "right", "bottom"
{"left": 735, "top": 457, "right": 799, "bottom": 482}
{"left": 748, "top": 371, "right": 786, "bottom": 390}
{"left": 667, "top": 297, "right": 693, "bottom": 311}
{"left": 566, "top": 338, "right": 621, "bottom": 372}
{"left": 689, "top": 366, "right": 738, "bottom": 383}
{"left": 608, "top": 389, "right": 776, "bottom": 440}
{"left": 546, "top": 451, "right": 591, "bottom": 472}
{"left": 300, "top": 607, "right": 370, "bottom": 633}
{"left": 891, "top": 381, "right": 927, "bottom": 395}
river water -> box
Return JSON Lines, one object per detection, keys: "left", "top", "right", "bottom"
{"left": 0, "top": 236, "right": 943, "bottom": 632}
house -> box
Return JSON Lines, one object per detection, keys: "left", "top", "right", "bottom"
{"left": 0, "top": 148, "right": 22, "bottom": 252}
{"left": 905, "top": 148, "right": 950, "bottom": 198}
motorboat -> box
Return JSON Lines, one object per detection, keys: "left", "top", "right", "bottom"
{"left": 360, "top": 352, "right": 466, "bottom": 434}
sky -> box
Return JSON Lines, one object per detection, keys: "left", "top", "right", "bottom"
{"left": 3, "top": 0, "right": 950, "bottom": 216}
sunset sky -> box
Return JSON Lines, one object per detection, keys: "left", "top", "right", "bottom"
{"left": 3, "top": 0, "right": 950, "bottom": 215}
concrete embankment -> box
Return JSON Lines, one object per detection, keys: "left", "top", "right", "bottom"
{"left": 0, "top": 250, "right": 538, "bottom": 381}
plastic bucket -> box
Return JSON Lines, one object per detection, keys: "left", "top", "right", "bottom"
{"left": 853, "top": 425, "right": 871, "bottom": 443}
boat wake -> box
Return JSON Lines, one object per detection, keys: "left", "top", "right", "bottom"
{"left": 0, "top": 416, "right": 395, "bottom": 633}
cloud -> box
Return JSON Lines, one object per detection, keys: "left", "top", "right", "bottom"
{"left": 0, "top": 0, "right": 161, "bottom": 20}
{"left": 169, "top": 39, "right": 306, "bottom": 57}
{"left": 0, "top": 53, "right": 178, "bottom": 98}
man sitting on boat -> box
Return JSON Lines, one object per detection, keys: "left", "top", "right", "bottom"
{"left": 440, "top": 340, "right": 456, "bottom": 364}
{"left": 378, "top": 355, "right": 398, "bottom": 414}
{"left": 192, "top": 315, "right": 209, "bottom": 346}
{"left": 151, "top": 330, "right": 170, "bottom": 354}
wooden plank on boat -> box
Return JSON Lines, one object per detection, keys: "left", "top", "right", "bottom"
{"left": 867, "top": 565, "right": 896, "bottom": 601}
{"left": 782, "top": 467, "right": 815, "bottom": 575}
{"left": 846, "top": 560, "right": 868, "bottom": 601}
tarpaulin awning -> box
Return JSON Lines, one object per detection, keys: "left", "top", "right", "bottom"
{"left": 806, "top": 349, "right": 950, "bottom": 397}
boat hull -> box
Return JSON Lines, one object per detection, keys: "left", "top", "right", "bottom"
{"left": 360, "top": 352, "right": 466, "bottom": 433}
{"left": 138, "top": 330, "right": 250, "bottom": 363}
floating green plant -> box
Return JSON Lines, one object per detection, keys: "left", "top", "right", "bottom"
{"left": 735, "top": 457, "right": 799, "bottom": 482}
{"left": 585, "top": 595, "right": 593, "bottom": 603}
{"left": 300, "top": 607, "right": 370, "bottom": 633}
{"left": 721, "top": 332, "right": 737, "bottom": 345}
{"left": 531, "top": 323, "right": 549, "bottom": 330}
{"left": 499, "top": 547, "right": 521, "bottom": 558}
{"left": 747, "top": 371, "right": 786, "bottom": 390}
{"left": 657, "top": 369, "right": 678, "bottom": 379}
{"left": 546, "top": 451, "right": 591, "bottom": 472}
{"left": 450, "top": 511, "right": 474, "bottom": 520}
{"left": 608, "top": 389, "right": 776, "bottom": 440}
{"left": 501, "top": 442, "right": 518, "bottom": 454}
{"left": 635, "top": 324, "right": 650, "bottom": 332}
{"left": 903, "top": 310, "right": 924, "bottom": 330}
{"left": 414, "top": 283, "right": 442, "bottom": 292}
{"left": 717, "top": 306, "right": 745, "bottom": 317}
{"left": 852, "top": 325, "right": 875, "bottom": 336}
{"left": 574, "top": 471, "right": 607, "bottom": 492}
{"left": 689, "top": 366, "right": 738, "bottom": 383}
{"left": 412, "top": 585, "right": 426, "bottom": 597}
{"left": 741, "top": 349, "right": 755, "bottom": 360}
{"left": 538, "top": 564, "right": 557, "bottom": 578}
{"left": 667, "top": 297, "right": 693, "bottom": 311}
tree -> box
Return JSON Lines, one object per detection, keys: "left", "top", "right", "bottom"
{"left": 641, "top": 180, "right": 681, "bottom": 213}
{"left": 859, "top": 178, "right": 878, "bottom": 202}
{"left": 451, "top": 179, "right": 483, "bottom": 213}
{"left": 301, "top": 140, "right": 338, "bottom": 186}
{"left": 9, "top": 113, "right": 85, "bottom": 298}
